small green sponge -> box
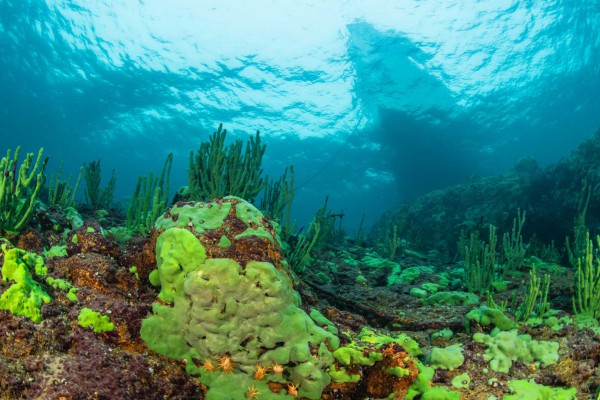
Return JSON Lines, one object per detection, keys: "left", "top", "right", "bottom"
{"left": 427, "top": 344, "right": 464, "bottom": 370}
{"left": 504, "top": 379, "right": 576, "bottom": 400}
{"left": 78, "top": 307, "right": 115, "bottom": 333}
{"left": 466, "top": 305, "right": 515, "bottom": 331}
{"left": 451, "top": 373, "right": 470, "bottom": 389}
{"left": 406, "top": 361, "right": 461, "bottom": 400}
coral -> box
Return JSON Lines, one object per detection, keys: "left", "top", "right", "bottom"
{"left": 451, "top": 373, "right": 470, "bottom": 389}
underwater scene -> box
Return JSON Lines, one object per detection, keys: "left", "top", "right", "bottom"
{"left": 1, "top": 1, "right": 600, "bottom": 399}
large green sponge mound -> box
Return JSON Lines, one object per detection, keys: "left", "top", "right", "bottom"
{"left": 141, "top": 198, "right": 339, "bottom": 400}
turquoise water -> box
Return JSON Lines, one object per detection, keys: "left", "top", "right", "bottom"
{"left": 1, "top": 1, "right": 599, "bottom": 229}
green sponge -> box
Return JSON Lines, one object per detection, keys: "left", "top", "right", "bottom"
{"left": 387, "top": 265, "right": 434, "bottom": 286}
{"left": 154, "top": 201, "right": 232, "bottom": 233}
{"left": 473, "top": 329, "right": 559, "bottom": 373}
{"left": 466, "top": 305, "right": 515, "bottom": 331}
{"left": 504, "top": 379, "right": 576, "bottom": 400}
{"left": 0, "top": 246, "right": 51, "bottom": 323}
{"left": 427, "top": 344, "right": 464, "bottom": 370}
{"left": 359, "top": 327, "right": 422, "bottom": 357}
{"left": 142, "top": 220, "right": 339, "bottom": 400}
{"left": 149, "top": 227, "right": 206, "bottom": 303}
{"left": 406, "top": 361, "right": 460, "bottom": 400}
{"left": 78, "top": 307, "right": 115, "bottom": 333}
{"left": 423, "top": 291, "right": 479, "bottom": 306}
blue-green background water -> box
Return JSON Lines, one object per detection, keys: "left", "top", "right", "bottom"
{"left": 1, "top": 1, "right": 599, "bottom": 230}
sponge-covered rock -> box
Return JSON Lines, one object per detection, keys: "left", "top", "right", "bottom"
{"left": 141, "top": 197, "right": 339, "bottom": 399}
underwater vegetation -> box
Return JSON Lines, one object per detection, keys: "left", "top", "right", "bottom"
{"left": 0, "top": 125, "right": 599, "bottom": 399}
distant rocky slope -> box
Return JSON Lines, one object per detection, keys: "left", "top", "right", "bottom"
{"left": 370, "top": 128, "right": 600, "bottom": 258}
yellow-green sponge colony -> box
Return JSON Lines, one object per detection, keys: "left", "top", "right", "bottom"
{"left": 141, "top": 197, "right": 339, "bottom": 400}
{"left": 0, "top": 245, "right": 50, "bottom": 323}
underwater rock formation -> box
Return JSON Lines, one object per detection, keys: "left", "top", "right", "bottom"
{"left": 370, "top": 128, "right": 600, "bottom": 258}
